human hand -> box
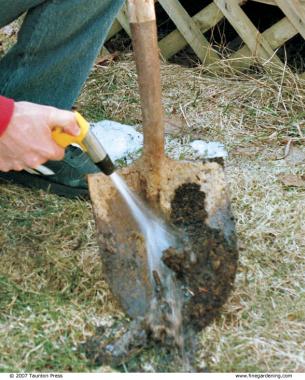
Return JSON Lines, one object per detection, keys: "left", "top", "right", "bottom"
{"left": 0, "top": 101, "right": 80, "bottom": 172}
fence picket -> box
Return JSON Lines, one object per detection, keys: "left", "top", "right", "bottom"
{"left": 103, "top": 0, "right": 304, "bottom": 75}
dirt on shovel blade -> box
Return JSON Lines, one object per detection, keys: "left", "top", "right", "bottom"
{"left": 165, "top": 181, "right": 238, "bottom": 330}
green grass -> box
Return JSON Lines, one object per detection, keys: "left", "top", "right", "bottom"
{"left": 0, "top": 276, "right": 90, "bottom": 372}
{"left": 0, "top": 187, "right": 123, "bottom": 372}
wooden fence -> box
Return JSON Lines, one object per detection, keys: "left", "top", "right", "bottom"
{"left": 103, "top": 0, "right": 305, "bottom": 75}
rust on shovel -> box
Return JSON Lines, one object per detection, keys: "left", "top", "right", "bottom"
{"left": 88, "top": 0, "right": 238, "bottom": 332}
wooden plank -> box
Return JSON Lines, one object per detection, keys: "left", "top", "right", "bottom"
{"left": 100, "top": 47, "right": 110, "bottom": 56}
{"left": 159, "top": 3, "right": 224, "bottom": 59}
{"left": 158, "top": 0, "right": 220, "bottom": 65}
{"left": 106, "top": 20, "right": 123, "bottom": 41}
{"left": 274, "top": 0, "right": 305, "bottom": 40}
{"left": 229, "top": 17, "right": 298, "bottom": 70}
{"left": 116, "top": 3, "right": 132, "bottom": 37}
{"left": 258, "top": 17, "right": 297, "bottom": 48}
{"left": 213, "top": 0, "right": 283, "bottom": 66}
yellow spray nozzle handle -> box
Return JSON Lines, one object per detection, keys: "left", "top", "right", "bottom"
{"left": 51, "top": 111, "right": 89, "bottom": 152}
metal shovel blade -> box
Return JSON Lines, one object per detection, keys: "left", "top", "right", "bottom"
{"left": 88, "top": 156, "right": 238, "bottom": 331}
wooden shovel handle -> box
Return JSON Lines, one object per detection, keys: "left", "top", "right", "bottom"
{"left": 127, "top": 0, "right": 164, "bottom": 166}
{"left": 128, "top": 0, "right": 156, "bottom": 23}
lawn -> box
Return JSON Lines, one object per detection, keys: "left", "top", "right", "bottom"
{"left": 0, "top": 34, "right": 305, "bottom": 371}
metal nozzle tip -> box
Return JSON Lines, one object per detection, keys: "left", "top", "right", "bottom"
{"left": 96, "top": 155, "right": 116, "bottom": 175}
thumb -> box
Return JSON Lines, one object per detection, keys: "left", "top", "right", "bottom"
{"left": 48, "top": 107, "right": 80, "bottom": 136}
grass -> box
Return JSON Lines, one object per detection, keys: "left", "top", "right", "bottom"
{"left": 200, "top": 160, "right": 305, "bottom": 372}
{"left": 0, "top": 189, "right": 123, "bottom": 372}
{"left": 1, "top": 28, "right": 305, "bottom": 371}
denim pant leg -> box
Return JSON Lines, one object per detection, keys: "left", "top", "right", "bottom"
{"left": 0, "top": 0, "right": 124, "bottom": 109}
{"left": 0, "top": 1, "right": 46, "bottom": 27}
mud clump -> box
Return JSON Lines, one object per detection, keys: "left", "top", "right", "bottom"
{"left": 164, "top": 182, "right": 238, "bottom": 331}
{"left": 82, "top": 316, "right": 198, "bottom": 372}
{"left": 83, "top": 319, "right": 148, "bottom": 368}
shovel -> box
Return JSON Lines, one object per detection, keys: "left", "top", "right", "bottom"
{"left": 88, "top": 0, "right": 238, "bottom": 331}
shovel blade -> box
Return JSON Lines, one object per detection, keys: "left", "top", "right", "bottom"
{"left": 88, "top": 158, "right": 238, "bottom": 330}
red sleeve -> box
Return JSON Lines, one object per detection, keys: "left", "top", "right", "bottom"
{"left": 0, "top": 96, "right": 15, "bottom": 137}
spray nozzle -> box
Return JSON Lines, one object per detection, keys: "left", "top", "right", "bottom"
{"left": 52, "top": 111, "right": 116, "bottom": 176}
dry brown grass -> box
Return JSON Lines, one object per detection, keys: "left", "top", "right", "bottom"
{"left": 0, "top": 46, "right": 305, "bottom": 371}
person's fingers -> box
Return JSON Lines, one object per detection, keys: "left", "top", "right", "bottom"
{"left": 48, "top": 107, "right": 80, "bottom": 136}
{"left": 62, "top": 122, "right": 80, "bottom": 136}
{"left": 0, "top": 102, "right": 78, "bottom": 171}
{"left": 24, "top": 154, "right": 46, "bottom": 169}
{"left": 0, "top": 162, "right": 10, "bottom": 172}
{"left": 12, "top": 162, "right": 24, "bottom": 171}
{"left": 47, "top": 143, "right": 65, "bottom": 161}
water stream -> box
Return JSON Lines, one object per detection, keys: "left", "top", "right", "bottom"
{"left": 110, "top": 172, "right": 175, "bottom": 275}
{"left": 110, "top": 172, "right": 186, "bottom": 362}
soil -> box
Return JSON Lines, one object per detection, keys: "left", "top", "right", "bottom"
{"left": 82, "top": 317, "right": 201, "bottom": 372}
{"left": 165, "top": 182, "right": 238, "bottom": 331}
